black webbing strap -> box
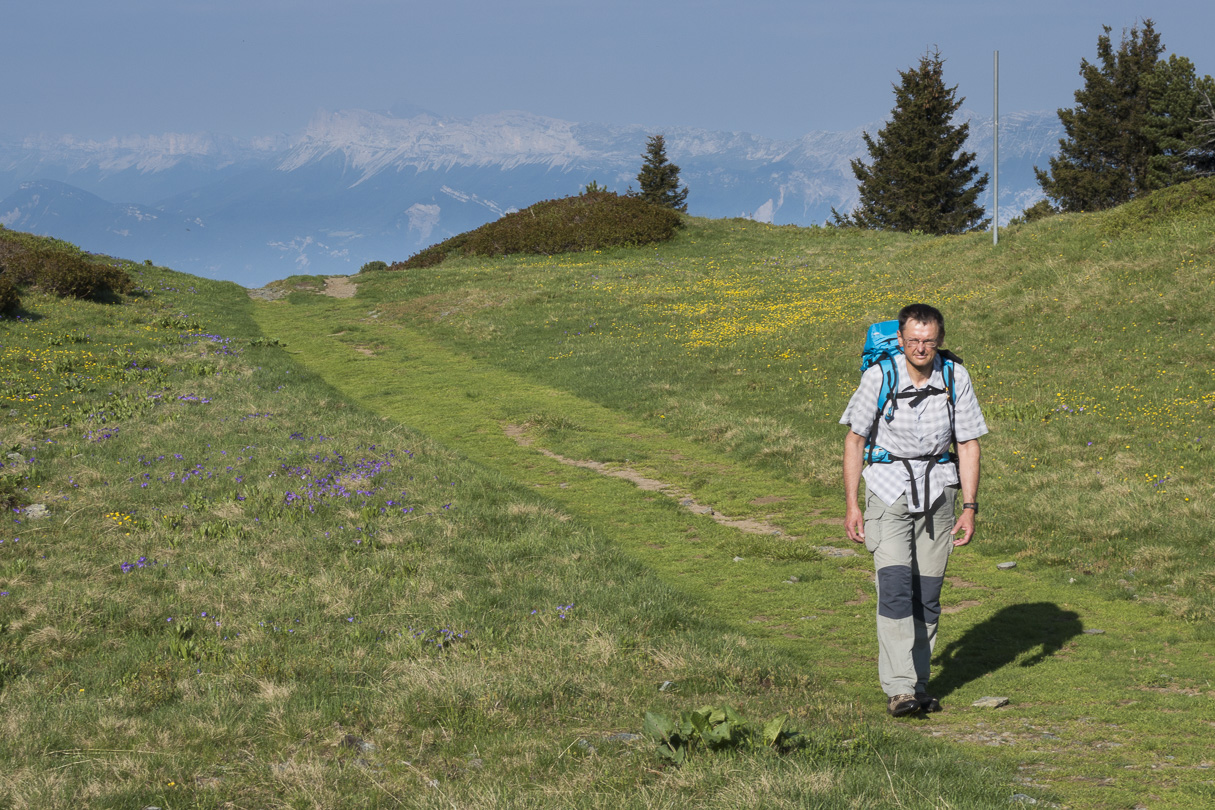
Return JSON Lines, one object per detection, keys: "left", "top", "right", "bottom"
{"left": 887, "top": 452, "right": 958, "bottom": 538}
{"left": 895, "top": 385, "right": 948, "bottom": 408}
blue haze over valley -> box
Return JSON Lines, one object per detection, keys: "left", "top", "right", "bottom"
{"left": 0, "top": 108, "right": 1060, "bottom": 288}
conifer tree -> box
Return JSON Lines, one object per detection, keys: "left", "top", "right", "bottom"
{"left": 833, "top": 49, "right": 988, "bottom": 234}
{"left": 1143, "top": 55, "right": 1215, "bottom": 187}
{"left": 1035, "top": 21, "right": 1164, "bottom": 211}
{"left": 1194, "top": 91, "right": 1215, "bottom": 177}
{"left": 636, "top": 135, "right": 688, "bottom": 212}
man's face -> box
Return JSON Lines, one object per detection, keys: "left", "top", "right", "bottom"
{"left": 898, "top": 319, "right": 941, "bottom": 372}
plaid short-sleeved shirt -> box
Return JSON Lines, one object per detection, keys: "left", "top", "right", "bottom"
{"left": 840, "top": 353, "right": 988, "bottom": 512}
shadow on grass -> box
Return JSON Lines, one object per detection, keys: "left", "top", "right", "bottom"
{"left": 931, "top": 602, "right": 1083, "bottom": 698}
{"left": 1, "top": 303, "right": 43, "bottom": 321}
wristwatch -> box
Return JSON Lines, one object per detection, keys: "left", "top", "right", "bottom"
{"left": 962, "top": 502, "right": 979, "bottom": 515}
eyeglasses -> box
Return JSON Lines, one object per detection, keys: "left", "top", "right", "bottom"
{"left": 903, "top": 339, "right": 940, "bottom": 349}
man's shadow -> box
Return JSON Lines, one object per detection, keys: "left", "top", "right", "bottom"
{"left": 931, "top": 602, "right": 1083, "bottom": 698}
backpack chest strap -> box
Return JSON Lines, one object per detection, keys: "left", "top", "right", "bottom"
{"left": 894, "top": 385, "right": 950, "bottom": 409}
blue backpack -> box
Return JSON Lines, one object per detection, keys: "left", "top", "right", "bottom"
{"left": 860, "top": 319, "right": 961, "bottom": 473}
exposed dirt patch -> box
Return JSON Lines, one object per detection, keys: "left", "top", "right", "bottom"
{"left": 1138, "top": 684, "right": 1204, "bottom": 696}
{"left": 816, "top": 545, "right": 859, "bottom": 558}
{"left": 245, "top": 286, "right": 290, "bottom": 301}
{"left": 247, "top": 276, "right": 354, "bottom": 301}
{"left": 750, "top": 496, "right": 787, "bottom": 505}
{"left": 947, "top": 576, "right": 984, "bottom": 589}
{"left": 928, "top": 726, "right": 1036, "bottom": 747}
{"left": 843, "top": 588, "right": 870, "bottom": 606}
{"left": 322, "top": 275, "right": 358, "bottom": 299}
{"left": 504, "top": 424, "right": 531, "bottom": 444}
{"left": 942, "top": 599, "right": 984, "bottom": 614}
{"left": 504, "top": 423, "right": 796, "bottom": 537}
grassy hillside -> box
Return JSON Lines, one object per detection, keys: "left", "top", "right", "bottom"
{"left": 253, "top": 178, "right": 1215, "bottom": 808}
{"left": 2, "top": 179, "right": 1213, "bottom": 808}
{"left": 2, "top": 248, "right": 1015, "bottom": 806}
{"left": 347, "top": 179, "right": 1215, "bottom": 625}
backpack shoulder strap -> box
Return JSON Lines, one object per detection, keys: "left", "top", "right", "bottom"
{"left": 865, "top": 353, "right": 899, "bottom": 464}
{"left": 939, "top": 351, "right": 961, "bottom": 448}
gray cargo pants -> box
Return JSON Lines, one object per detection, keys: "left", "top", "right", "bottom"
{"left": 863, "top": 487, "right": 958, "bottom": 697}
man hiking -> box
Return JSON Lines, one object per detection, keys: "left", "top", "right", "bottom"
{"left": 840, "top": 303, "right": 988, "bottom": 717}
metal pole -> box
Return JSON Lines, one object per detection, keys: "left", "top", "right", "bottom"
{"left": 993, "top": 50, "right": 999, "bottom": 246}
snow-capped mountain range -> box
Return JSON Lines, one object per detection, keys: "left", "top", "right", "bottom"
{"left": 0, "top": 108, "right": 1062, "bottom": 288}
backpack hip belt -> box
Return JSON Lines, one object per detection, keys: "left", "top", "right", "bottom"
{"left": 867, "top": 447, "right": 958, "bottom": 525}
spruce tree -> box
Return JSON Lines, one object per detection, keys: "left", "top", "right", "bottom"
{"left": 1194, "top": 91, "right": 1215, "bottom": 177}
{"left": 1143, "top": 56, "right": 1215, "bottom": 187}
{"left": 636, "top": 135, "right": 688, "bottom": 212}
{"left": 834, "top": 49, "right": 988, "bottom": 234}
{"left": 1035, "top": 20, "right": 1168, "bottom": 211}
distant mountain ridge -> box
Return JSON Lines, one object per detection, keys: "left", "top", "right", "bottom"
{"left": 0, "top": 109, "right": 1062, "bottom": 287}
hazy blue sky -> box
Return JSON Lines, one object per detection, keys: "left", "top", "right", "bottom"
{"left": 5, "top": 0, "right": 1212, "bottom": 140}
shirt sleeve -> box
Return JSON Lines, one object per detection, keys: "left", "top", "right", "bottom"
{"left": 839, "top": 365, "right": 883, "bottom": 437}
{"left": 951, "top": 363, "right": 989, "bottom": 443}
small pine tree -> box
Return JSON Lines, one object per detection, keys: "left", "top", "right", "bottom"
{"left": 636, "top": 135, "right": 688, "bottom": 212}
{"left": 833, "top": 49, "right": 989, "bottom": 234}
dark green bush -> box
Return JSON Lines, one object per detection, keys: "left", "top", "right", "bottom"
{"left": 1009, "top": 199, "right": 1059, "bottom": 225}
{"left": 392, "top": 191, "right": 683, "bottom": 270}
{"left": 0, "top": 230, "right": 134, "bottom": 301}
{"left": 33, "top": 249, "right": 135, "bottom": 299}
{"left": 0, "top": 235, "right": 41, "bottom": 285}
{"left": 0, "top": 271, "right": 18, "bottom": 313}
{"left": 395, "top": 233, "right": 471, "bottom": 270}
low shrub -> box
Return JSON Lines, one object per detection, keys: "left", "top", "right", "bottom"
{"left": 0, "top": 230, "right": 135, "bottom": 301}
{"left": 392, "top": 191, "right": 682, "bottom": 270}
{"left": 34, "top": 249, "right": 134, "bottom": 299}
{"left": 0, "top": 271, "right": 18, "bottom": 313}
{"left": 0, "top": 237, "right": 42, "bottom": 285}
{"left": 1009, "top": 198, "right": 1058, "bottom": 225}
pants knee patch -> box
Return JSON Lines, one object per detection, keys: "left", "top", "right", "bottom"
{"left": 877, "top": 565, "right": 913, "bottom": 620}
{"left": 913, "top": 575, "right": 945, "bottom": 624}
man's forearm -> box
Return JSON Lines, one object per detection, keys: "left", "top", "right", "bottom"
{"left": 957, "top": 439, "right": 980, "bottom": 503}
{"left": 844, "top": 431, "right": 866, "bottom": 508}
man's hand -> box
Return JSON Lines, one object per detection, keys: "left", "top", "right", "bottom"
{"left": 846, "top": 503, "right": 865, "bottom": 543}
{"left": 950, "top": 508, "right": 975, "bottom": 546}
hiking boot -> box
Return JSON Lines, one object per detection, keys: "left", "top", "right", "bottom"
{"left": 916, "top": 693, "right": 942, "bottom": 713}
{"left": 887, "top": 694, "right": 919, "bottom": 717}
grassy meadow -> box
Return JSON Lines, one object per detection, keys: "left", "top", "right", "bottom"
{"left": 1, "top": 178, "right": 1213, "bottom": 808}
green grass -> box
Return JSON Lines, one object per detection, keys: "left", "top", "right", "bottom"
{"left": 344, "top": 184, "right": 1215, "bottom": 627}
{"left": 2, "top": 250, "right": 1018, "bottom": 807}
{"left": 252, "top": 179, "right": 1215, "bottom": 808}
{"left": 3, "top": 178, "right": 1214, "bottom": 807}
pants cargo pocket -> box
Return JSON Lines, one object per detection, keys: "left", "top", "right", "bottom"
{"left": 863, "top": 495, "right": 886, "bottom": 554}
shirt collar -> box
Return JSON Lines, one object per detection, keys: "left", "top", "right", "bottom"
{"left": 895, "top": 352, "right": 943, "bottom": 390}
